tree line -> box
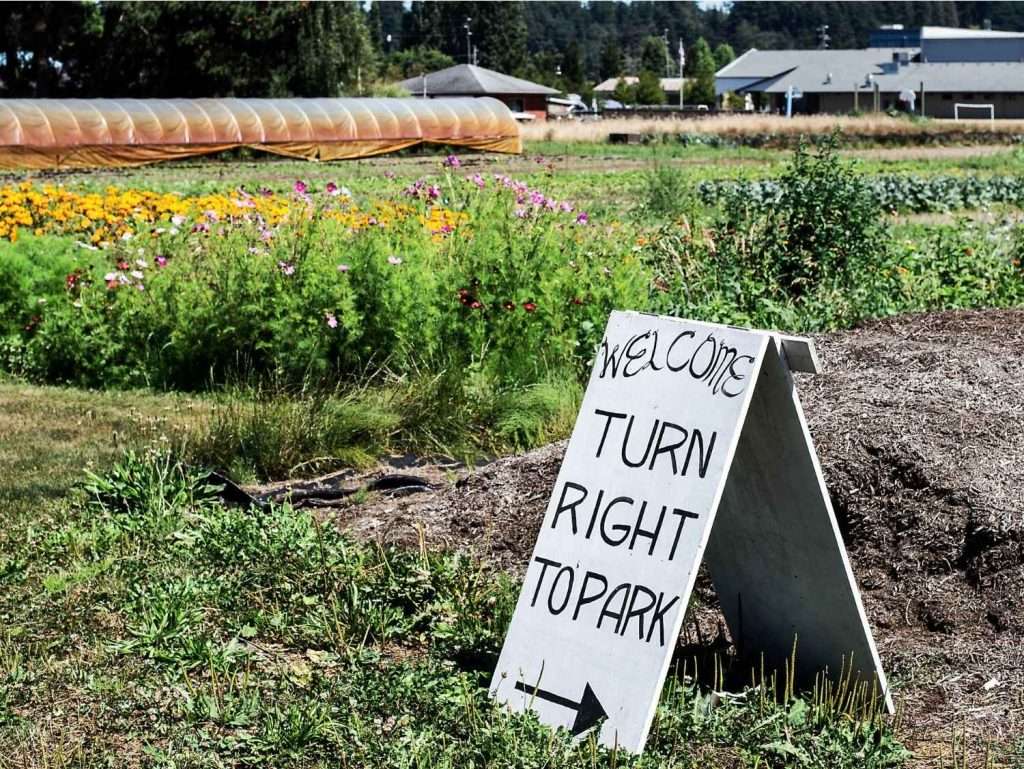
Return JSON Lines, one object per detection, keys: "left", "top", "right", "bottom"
{"left": 2, "top": 1, "right": 1022, "bottom": 100}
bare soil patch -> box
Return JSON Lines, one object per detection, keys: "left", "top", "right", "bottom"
{"left": 259, "top": 308, "right": 1024, "bottom": 761}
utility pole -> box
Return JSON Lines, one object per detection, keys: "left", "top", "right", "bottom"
{"left": 678, "top": 39, "right": 685, "bottom": 109}
{"left": 663, "top": 28, "right": 671, "bottom": 77}
{"left": 464, "top": 17, "right": 473, "bottom": 65}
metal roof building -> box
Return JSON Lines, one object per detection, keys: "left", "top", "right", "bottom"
{"left": 716, "top": 26, "right": 1024, "bottom": 118}
{"left": 398, "top": 64, "right": 559, "bottom": 122}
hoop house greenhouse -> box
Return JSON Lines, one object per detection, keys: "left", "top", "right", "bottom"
{"left": 0, "top": 97, "right": 521, "bottom": 169}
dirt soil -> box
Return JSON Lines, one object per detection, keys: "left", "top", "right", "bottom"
{"left": 260, "top": 308, "right": 1024, "bottom": 763}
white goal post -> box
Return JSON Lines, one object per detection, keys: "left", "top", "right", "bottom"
{"left": 954, "top": 103, "right": 995, "bottom": 122}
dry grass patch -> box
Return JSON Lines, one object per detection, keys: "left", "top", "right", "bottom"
{"left": 523, "top": 114, "right": 1024, "bottom": 143}
{"left": 0, "top": 381, "right": 205, "bottom": 519}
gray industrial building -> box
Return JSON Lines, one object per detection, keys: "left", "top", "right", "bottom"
{"left": 716, "top": 26, "right": 1024, "bottom": 118}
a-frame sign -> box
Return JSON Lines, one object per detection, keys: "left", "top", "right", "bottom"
{"left": 490, "top": 311, "right": 891, "bottom": 753}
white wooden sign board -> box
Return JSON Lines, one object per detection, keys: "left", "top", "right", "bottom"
{"left": 490, "top": 311, "right": 891, "bottom": 753}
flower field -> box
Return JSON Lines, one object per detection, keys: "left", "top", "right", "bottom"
{"left": 1, "top": 144, "right": 1022, "bottom": 458}
{"left": 0, "top": 180, "right": 470, "bottom": 245}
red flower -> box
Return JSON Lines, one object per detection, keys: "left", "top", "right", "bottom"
{"left": 117, "top": 261, "right": 130, "bottom": 270}
{"left": 470, "top": 300, "right": 483, "bottom": 309}
{"left": 522, "top": 301, "right": 537, "bottom": 313}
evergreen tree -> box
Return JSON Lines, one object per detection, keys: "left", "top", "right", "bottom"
{"left": 599, "top": 38, "right": 623, "bottom": 80}
{"left": 689, "top": 37, "right": 717, "bottom": 106}
{"left": 611, "top": 76, "right": 635, "bottom": 104}
{"left": 561, "top": 40, "right": 585, "bottom": 92}
{"left": 383, "top": 47, "right": 454, "bottom": 82}
{"left": 294, "top": 3, "right": 377, "bottom": 95}
{"left": 474, "top": 2, "right": 528, "bottom": 74}
{"left": 636, "top": 70, "right": 665, "bottom": 104}
{"left": 713, "top": 42, "right": 735, "bottom": 71}
{"left": 640, "top": 35, "right": 668, "bottom": 76}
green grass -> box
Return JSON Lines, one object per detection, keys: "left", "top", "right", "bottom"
{"left": 0, "top": 447, "right": 909, "bottom": 768}
{"left": 182, "top": 376, "right": 581, "bottom": 482}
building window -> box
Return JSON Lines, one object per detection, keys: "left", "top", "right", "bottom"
{"left": 508, "top": 98, "right": 525, "bottom": 112}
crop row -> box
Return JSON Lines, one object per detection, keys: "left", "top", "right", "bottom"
{"left": 698, "top": 174, "right": 1024, "bottom": 213}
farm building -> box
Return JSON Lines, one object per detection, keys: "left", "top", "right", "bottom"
{"left": 594, "top": 77, "right": 689, "bottom": 105}
{"left": 0, "top": 97, "right": 521, "bottom": 170}
{"left": 396, "top": 64, "right": 559, "bottom": 121}
{"left": 716, "top": 26, "right": 1024, "bottom": 119}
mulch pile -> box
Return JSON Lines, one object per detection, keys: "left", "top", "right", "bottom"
{"left": 264, "top": 308, "right": 1024, "bottom": 761}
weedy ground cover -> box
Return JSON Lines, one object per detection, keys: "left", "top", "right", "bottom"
{"left": 0, "top": 449, "right": 909, "bottom": 768}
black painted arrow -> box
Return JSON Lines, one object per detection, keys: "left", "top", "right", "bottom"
{"left": 514, "top": 680, "right": 608, "bottom": 736}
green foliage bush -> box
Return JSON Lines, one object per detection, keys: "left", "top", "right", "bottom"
{"left": 0, "top": 235, "right": 80, "bottom": 337}
{"left": 18, "top": 184, "right": 650, "bottom": 393}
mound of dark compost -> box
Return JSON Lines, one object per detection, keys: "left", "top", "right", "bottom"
{"left": 262, "top": 308, "right": 1023, "bottom": 757}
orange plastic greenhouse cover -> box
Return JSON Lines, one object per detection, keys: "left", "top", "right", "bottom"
{"left": 0, "top": 97, "right": 521, "bottom": 169}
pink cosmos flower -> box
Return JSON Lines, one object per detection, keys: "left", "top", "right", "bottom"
{"left": 427, "top": 185, "right": 441, "bottom": 200}
{"left": 337, "top": 263, "right": 350, "bottom": 273}
{"left": 155, "top": 255, "right": 168, "bottom": 268}
{"left": 384, "top": 170, "right": 396, "bottom": 180}
{"left": 514, "top": 207, "right": 529, "bottom": 219}
{"left": 325, "top": 312, "right": 338, "bottom": 328}
{"left": 443, "top": 154, "right": 461, "bottom": 169}
{"left": 575, "top": 212, "right": 589, "bottom": 226}
{"left": 278, "top": 261, "right": 295, "bottom": 276}
{"left": 294, "top": 180, "right": 307, "bottom": 195}
{"left": 326, "top": 182, "right": 339, "bottom": 196}
{"left": 387, "top": 255, "right": 402, "bottom": 266}
{"left": 171, "top": 214, "right": 186, "bottom": 227}
{"left": 470, "top": 174, "right": 485, "bottom": 189}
